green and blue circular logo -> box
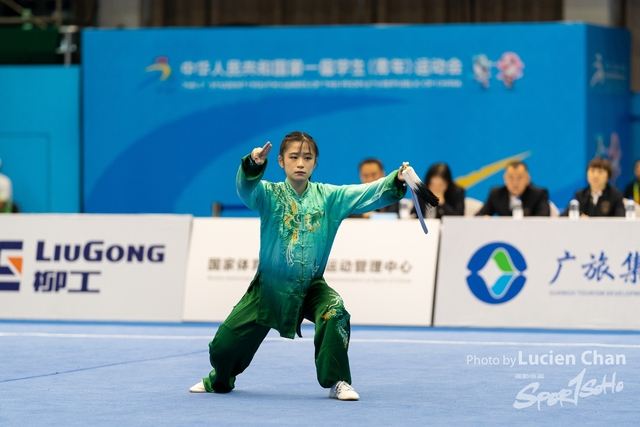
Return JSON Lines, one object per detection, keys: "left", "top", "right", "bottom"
{"left": 466, "top": 242, "right": 527, "bottom": 304}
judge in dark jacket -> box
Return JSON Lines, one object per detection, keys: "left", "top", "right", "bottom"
{"left": 412, "top": 163, "right": 465, "bottom": 218}
{"left": 623, "top": 159, "right": 640, "bottom": 204}
{"left": 562, "top": 158, "right": 625, "bottom": 217}
{"left": 476, "top": 161, "right": 550, "bottom": 217}
{"left": 349, "top": 158, "right": 399, "bottom": 218}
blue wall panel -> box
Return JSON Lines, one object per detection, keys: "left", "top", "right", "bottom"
{"left": 82, "top": 24, "right": 630, "bottom": 216}
{"left": 0, "top": 66, "right": 80, "bottom": 213}
{"left": 631, "top": 92, "right": 640, "bottom": 175}
{"left": 585, "top": 25, "right": 632, "bottom": 194}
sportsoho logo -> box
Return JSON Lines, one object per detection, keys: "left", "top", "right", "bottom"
{"left": 0, "top": 241, "right": 23, "bottom": 291}
{"left": 466, "top": 242, "right": 527, "bottom": 304}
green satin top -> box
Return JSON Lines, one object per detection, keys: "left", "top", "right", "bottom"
{"left": 236, "top": 154, "right": 406, "bottom": 338}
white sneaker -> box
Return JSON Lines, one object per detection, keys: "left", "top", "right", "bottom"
{"left": 189, "top": 380, "right": 206, "bottom": 393}
{"left": 328, "top": 381, "right": 359, "bottom": 401}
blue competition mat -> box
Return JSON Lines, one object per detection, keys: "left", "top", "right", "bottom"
{"left": 1, "top": 321, "right": 638, "bottom": 426}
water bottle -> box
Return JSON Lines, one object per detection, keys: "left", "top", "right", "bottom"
{"left": 212, "top": 202, "right": 223, "bottom": 217}
{"left": 568, "top": 199, "right": 580, "bottom": 220}
{"left": 626, "top": 199, "right": 636, "bottom": 220}
{"left": 398, "top": 198, "right": 412, "bottom": 219}
{"left": 512, "top": 198, "right": 523, "bottom": 220}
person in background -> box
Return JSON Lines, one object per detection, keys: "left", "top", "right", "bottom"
{"left": 476, "top": 160, "right": 550, "bottom": 217}
{"left": 0, "top": 158, "right": 14, "bottom": 214}
{"left": 562, "top": 158, "right": 625, "bottom": 217}
{"left": 624, "top": 159, "right": 640, "bottom": 204}
{"left": 412, "top": 163, "right": 464, "bottom": 219}
{"left": 349, "top": 158, "right": 399, "bottom": 218}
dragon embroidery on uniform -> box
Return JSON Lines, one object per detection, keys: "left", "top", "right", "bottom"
{"left": 271, "top": 184, "right": 324, "bottom": 266}
{"left": 322, "top": 295, "right": 350, "bottom": 348}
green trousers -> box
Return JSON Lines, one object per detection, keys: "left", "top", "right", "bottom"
{"left": 202, "top": 279, "right": 352, "bottom": 393}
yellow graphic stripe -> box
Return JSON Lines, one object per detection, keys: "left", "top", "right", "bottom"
{"left": 454, "top": 151, "right": 531, "bottom": 189}
{"left": 145, "top": 63, "right": 171, "bottom": 81}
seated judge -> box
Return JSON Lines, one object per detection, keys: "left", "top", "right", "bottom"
{"left": 476, "top": 160, "right": 550, "bottom": 217}
{"left": 349, "top": 158, "right": 399, "bottom": 218}
{"left": 412, "top": 163, "right": 464, "bottom": 218}
{"left": 623, "top": 159, "right": 640, "bottom": 205}
{"left": 562, "top": 158, "right": 625, "bottom": 217}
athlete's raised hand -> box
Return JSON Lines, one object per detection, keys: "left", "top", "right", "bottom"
{"left": 397, "top": 162, "right": 408, "bottom": 181}
{"left": 251, "top": 141, "right": 272, "bottom": 165}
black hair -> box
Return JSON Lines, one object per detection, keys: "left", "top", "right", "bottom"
{"left": 505, "top": 160, "right": 528, "bottom": 172}
{"left": 424, "top": 163, "right": 458, "bottom": 202}
{"left": 588, "top": 158, "right": 612, "bottom": 179}
{"left": 358, "top": 158, "right": 384, "bottom": 172}
{"left": 279, "top": 132, "right": 319, "bottom": 158}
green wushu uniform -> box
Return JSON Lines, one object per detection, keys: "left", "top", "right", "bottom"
{"left": 203, "top": 154, "right": 406, "bottom": 393}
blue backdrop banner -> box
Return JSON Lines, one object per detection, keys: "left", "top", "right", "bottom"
{"left": 82, "top": 23, "right": 630, "bottom": 216}
{"left": 0, "top": 66, "right": 80, "bottom": 213}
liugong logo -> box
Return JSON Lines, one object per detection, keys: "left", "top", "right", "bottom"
{"left": 0, "top": 241, "right": 23, "bottom": 291}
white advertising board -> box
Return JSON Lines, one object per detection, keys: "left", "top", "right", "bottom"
{"left": 322, "top": 219, "right": 440, "bottom": 326}
{"left": 182, "top": 218, "right": 260, "bottom": 323}
{"left": 182, "top": 218, "right": 440, "bottom": 326}
{"left": 0, "top": 214, "right": 191, "bottom": 321}
{"left": 435, "top": 217, "right": 640, "bottom": 330}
